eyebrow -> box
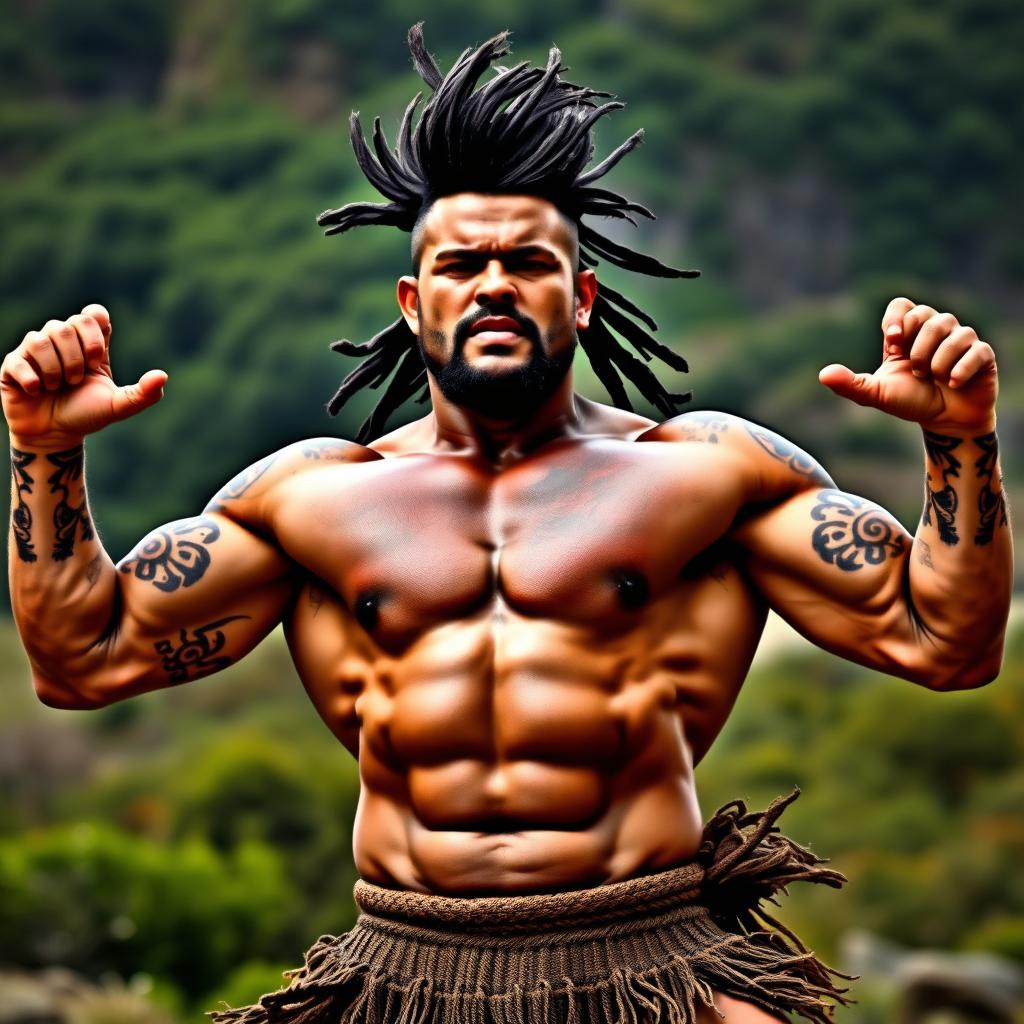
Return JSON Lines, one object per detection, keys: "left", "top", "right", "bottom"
{"left": 432, "top": 244, "right": 560, "bottom": 262}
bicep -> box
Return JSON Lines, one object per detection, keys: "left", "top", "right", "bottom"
{"left": 87, "top": 512, "right": 295, "bottom": 704}
{"left": 731, "top": 487, "right": 923, "bottom": 675}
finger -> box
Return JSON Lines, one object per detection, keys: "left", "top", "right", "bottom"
{"left": 51, "top": 316, "right": 89, "bottom": 386}
{"left": 908, "top": 312, "right": 958, "bottom": 378}
{"left": 881, "top": 296, "right": 915, "bottom": 354}
{"left": 949, "top": 341, "right": 996, "bottom": 389}
{"left": 81, "top": 304, "right": 111, "bottom": 345}
{"left": 109, "top": 368, "right": 168, "bottom": 422}
{"left": 26, "top": 326, "right": 64, "bottom": 390}
{"left": 900, "top": 304, "right": 940, "bottom": 350}
{"left": 929, "top": 326, "right": 977, "bottom": 383}
{"left": 1, "top": 353, "right": 42, "bottom": 395}
{"left": 819, "top": 363, "right": 880, "bottom": 407}
{"left": 69, "top": 313, "right": 107, "bottom": 371}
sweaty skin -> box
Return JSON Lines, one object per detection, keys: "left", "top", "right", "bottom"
{"left": 4, "top": 194, "right": 1012, "bottom": 1023}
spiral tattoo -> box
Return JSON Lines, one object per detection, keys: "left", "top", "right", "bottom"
{"left": 811, "top": 489, "right": 905, "bottom": 572}
{"left": 120, "top": 517, "right": 221, "bottom": 592}
{"left": 922, "top": 430, "right": 961, "bottom": 546}
{"left": 154, "top": 615, "right": 251, "bottom": 683}
{"left": 10, "top": 447, "right": 37, "bottom": 562}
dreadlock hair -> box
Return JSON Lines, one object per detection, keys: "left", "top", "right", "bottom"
{"left": 319, "top": 23, "right": 699, "bottom": 443}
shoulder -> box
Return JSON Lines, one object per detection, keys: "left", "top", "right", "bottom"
{"left": 205, "top": 437, "right": 381, "bottom": 518}
{"left": 638, "top": 409, "right": 835, "bottom": 495}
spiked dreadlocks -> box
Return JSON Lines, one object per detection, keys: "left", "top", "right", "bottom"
{"left": 319, "top": 24, "right": 699, "bottom": 443}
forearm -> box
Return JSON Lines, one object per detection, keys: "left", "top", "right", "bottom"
{"left": 907, "top": 417, "right": 1013, "bottom": 684}
{"left": 8, "top": 438, "right": 122, "bottom": 694}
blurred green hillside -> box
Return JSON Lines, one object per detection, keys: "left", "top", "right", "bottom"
{"left": 2, "top": 2, "right": 1022, "bottom": 1021}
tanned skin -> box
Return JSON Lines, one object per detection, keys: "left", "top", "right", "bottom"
{"left": 4, "top": 194, "right": 1012, "bottom": 1022}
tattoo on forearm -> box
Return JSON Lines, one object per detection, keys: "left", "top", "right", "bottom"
{"left": 11, "top": 447, "right": 38, "bottom": 562}
{"left": 974, "top": 431, "right": 1008, "bottom": 546}
{"left": 119, "top": 517, "right": 221, "bottom": 592}
{"left": 811, "top": 489, "right": 905, "bottom": 572}
{"left": 154, "top": 614, "right": 251, "bottom": 683}
{"left": 745, "top": 425, "right": 834, "bottom": 486}
{"left": 922, "top": 430, "right": 961, "bottom": 545}
{"left": 47, "top": 447, "right": 93, "bottom": 560}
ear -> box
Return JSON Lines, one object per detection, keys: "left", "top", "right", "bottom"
{"left": 574, "top": 269, "right": 598, "bottom": 330}
{"left": 397, "top": 276, "right": 420, "bottom": 336}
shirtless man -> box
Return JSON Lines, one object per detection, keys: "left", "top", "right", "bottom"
{"left": 4, "top": 29, "right": 1012, "bottom": 1024}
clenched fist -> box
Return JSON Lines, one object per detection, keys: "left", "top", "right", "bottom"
{"left": 818, "top": 297, "right": 998, "bottom": 433}
{"left": 1, "top": 304, "right": 167, "bottom": 449}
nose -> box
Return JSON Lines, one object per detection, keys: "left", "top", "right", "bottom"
{"left": 474, "top": 259, "right": 517, "bottom": 307}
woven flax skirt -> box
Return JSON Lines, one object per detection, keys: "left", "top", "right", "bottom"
{"left": 210, "top": 791, "right": 852, "bottom": 1024}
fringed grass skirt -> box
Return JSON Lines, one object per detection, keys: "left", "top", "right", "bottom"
{"left": 209, "top": 791, "right": 853, "bottom": 1023}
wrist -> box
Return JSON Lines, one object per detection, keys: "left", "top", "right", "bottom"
{"left": 918, "top": 414, "right": 997, "bottom": 438}
{"left": 9, "top": 433, "right": 85, "bottom": 454}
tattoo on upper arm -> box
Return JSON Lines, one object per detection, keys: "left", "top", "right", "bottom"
{"left": 974, "top": 431, "right": 1008, "bottom": 546}
{"left": 47, "top": 447, "right": 94, "bottom": 560}
{"left": 11, "top": 447, "right": 37, "bottom": 562}
{"left": 154, "top": 614, "right": 251, "bottom": 683}
{"left": 86, "top": 554, "right": 103, "bottom": 588}
{"left": 922, "top": 430, "right": 961, "bottom": 545}
{"left": 744, "top": 425, "right": 834, "bottom": 486}
{"left": 916, "top": 539, "right": 934, "bottom": 570}
{"left": 119, "top": 517, "right": 221, "bottom": 592}
{"left": 810, "top": 489, "right": 905, "bottom": 572}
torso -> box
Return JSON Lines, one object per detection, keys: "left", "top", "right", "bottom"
{"left": 258, "top": 405, "right": 774, "bottom": 896}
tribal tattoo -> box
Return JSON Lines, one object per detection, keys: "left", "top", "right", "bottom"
{"left": 811, "top": 489, "right": 906, "bottom": 572}
{"left": 974, "top": 431, "right": 1008, "bottom": 546}
{"left": 47, "top": 447, "right": 93, "bottom": 560}
{"left": 302, "top": 438, "right": 356, "bottom": 460}
{"left": 676, "top": 412, "right": 731, "bottom": 444}
{"left": 11, "top": 447, "right": 38, "bottom": 562}
{"left": 745, "top": 424, "right": 834, "bottom": 486}
{"left": 922, "top": 430, "right": 961, "bottom": 545}
{"left": 154, "top": 614, "right": 251, "bottom": 684}
{"left": 207, "top": 452, "right": 279, "bottom": 510}
{"left": 119, "top": 516, "right": 221, "bottom": 592}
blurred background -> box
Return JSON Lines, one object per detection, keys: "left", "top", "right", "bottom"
{"left": 1, "top": 0, "right": 1022, "bottom": 1021}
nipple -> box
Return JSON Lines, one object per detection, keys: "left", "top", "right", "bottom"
{"left": 613, "top": 570, "right": 650, "bottom": 610}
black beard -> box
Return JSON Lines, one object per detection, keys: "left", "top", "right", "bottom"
{"left": 419, "top": 303, "right": 576, "bottom": 419}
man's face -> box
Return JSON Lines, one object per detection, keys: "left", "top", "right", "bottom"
{"left": 397, "top": 193, "right": 597, "bottom": 418}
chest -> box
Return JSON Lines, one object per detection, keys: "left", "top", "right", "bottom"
{"left": 274, "top": 443, "right": 740, "bottom": 645}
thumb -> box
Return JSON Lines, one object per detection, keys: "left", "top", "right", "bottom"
{"left": 109, "top": 369, "right": 167, "bottom": 422}
{"left": 818, "top": 363, "right": 880, "bottom": 408}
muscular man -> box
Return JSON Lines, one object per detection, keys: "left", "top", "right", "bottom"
{"left": 4, "top": 27, "right": 1012, "bottom": 1024}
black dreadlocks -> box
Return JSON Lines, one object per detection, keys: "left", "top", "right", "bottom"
{"left": 319, "top": 24, "right": 699, "bottom": 443}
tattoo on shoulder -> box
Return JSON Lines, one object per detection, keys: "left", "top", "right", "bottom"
{"left": 676, "top": 412, "right": 732, "bottom": 444}
{"left": 974, "top": 431, "right": 1008, "bottom": 546}
{"left": 154, "top": 614, "right": 251, "bottom": 684}
{"left": 922, "top": 430, "right": 962, "bottom": 546}
{"left": 811, "top": 489, "right": 905, "bottom": 572}
{"left": 210, "top": 452, "right": 279, "bottom": 507}
{"left": 744, "top": 424, "right": 833, "bottom": 486}
{"left": 120, "top": 516, "right": 221, "bottom": 592}
{"left": 10, "top": 447, "right": 38, "bottom": 562}
{"left": 47, "top": 447, "right": 93, "bottom": 560}
{"left": 302, "top": 438, "right": 357, "bottom": 461}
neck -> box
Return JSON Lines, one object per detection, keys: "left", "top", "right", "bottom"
{"left": 427, "top": 373, "right": 581, "bottom": 464}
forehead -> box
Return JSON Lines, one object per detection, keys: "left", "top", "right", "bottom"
{"left": 418, "top": 193, "right": 575, "bottom": 257}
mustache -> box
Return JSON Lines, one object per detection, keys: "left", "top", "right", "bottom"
{"left": 453, "top": 304, "right": 542, "bottom": 353}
